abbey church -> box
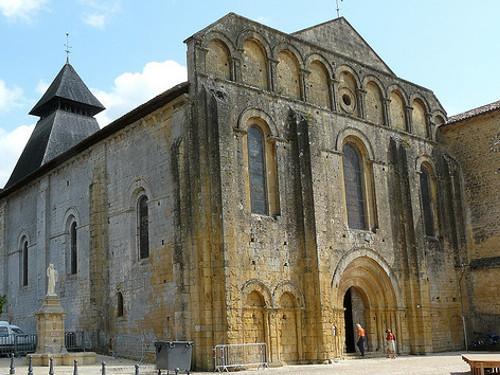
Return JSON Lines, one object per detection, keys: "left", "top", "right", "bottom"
{"left": 0, "top": 13, "right": 499, "bottom": 370}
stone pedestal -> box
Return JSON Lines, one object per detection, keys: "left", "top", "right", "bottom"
{"left": 28, "top": 295, "right": 96, "bottom": 366}
{"left": 35, "top": 295, "right": 67, "bottom": 354}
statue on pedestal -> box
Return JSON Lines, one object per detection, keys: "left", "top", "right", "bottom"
{"left": 46, "top": 264, "right": 58, "bottom": 297}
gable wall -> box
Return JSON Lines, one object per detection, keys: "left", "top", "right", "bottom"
{"left": 186, "top": 13, "right": 464, "bottom": 366}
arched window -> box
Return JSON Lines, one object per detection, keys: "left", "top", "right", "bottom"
{"left": 343, "top": 143, "right": 367, "bottom": 229}
{"left": 117, "top": 292, "right": 124, "bottom": 317}
{"left": 70, "top": 221, "right": 78, "bottom": 274}
{"left": 21, "top": 239, "right": 28, "bottom": 286}
{"left": 420, "top": 165, "right": 436, "bottom": 236}
{"left": 138, "top": 195, "right": 149, "bottom": 260}
{"left": 248, "top": 126, "right": 268, "bottom": 215}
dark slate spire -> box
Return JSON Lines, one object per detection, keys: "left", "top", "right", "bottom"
{"left": 30, "top": 63, "right": 104, "bottom": 117}
{"left": 4, "top": 63, "right": 104, "bottom": 189}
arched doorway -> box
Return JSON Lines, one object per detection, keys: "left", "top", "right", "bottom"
{"left": 343, "top": 287, "right": 368, "bottom": 353}
{"left": 333, "top": 256, "right": 401, "bottom": 356}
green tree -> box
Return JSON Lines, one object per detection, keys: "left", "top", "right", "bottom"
{"left": 0, "top": 295, "right": 6, "bottom": 314}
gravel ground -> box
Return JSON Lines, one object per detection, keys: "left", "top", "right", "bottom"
{"left": 0, "top": 352, "right": 473, "bottom": 375}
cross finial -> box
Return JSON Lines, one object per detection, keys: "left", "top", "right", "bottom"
{"left": 64, "top": 32, "right": 72, "bottom": 64}
{"left": 336, "top": 0, "right": 343, "bottom": 18}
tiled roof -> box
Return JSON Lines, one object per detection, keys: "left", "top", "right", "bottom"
{"left": 446, "top": 99, "right": 500, "bottom": 126}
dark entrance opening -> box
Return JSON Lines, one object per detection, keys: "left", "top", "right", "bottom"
{"left": 343, "top": 288, "right": 356, "bottom": 353}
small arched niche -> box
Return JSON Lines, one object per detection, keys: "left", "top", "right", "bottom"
{"left": 365, "top": 81, "right": 384, "bottom": 125}
{"left": 206, "top": 39, "right": 231, "bottom": 80}
{"left": 338, "top": 70, "right": 358, "bottom": 115}
{"left": 276, "top": 50, "right": 301, "bottom": 99}
{"left": 412, "top": 99, "right": 428, "bottom": 137}
{"left": 242, "top": 39, "right": 269, "bottom": 90}
{"left": 307, "top": 60, "right": 331, "bottom": 109}
{"left": 389, "top": 90, "right": 407, "bottom": 131}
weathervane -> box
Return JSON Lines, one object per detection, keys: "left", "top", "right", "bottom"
{"left": 64, "top": 32, "right": 72, "bottom": 63}
{"left": 336, "top": 0, "right": 343, "bottom": 18}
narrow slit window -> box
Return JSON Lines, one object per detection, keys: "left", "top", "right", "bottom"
{"left": 22, "top": 240, "right": 28, "bottom": 286}
{"left": 117, "top": 292, "right": 124, "bottom": 317}
{"left": 138, "top": 195, "right": 150, "bottom": 260}
{"left": 70, "top": 221, "right": 78, "bottom": 274}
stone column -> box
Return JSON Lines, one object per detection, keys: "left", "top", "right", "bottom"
{"left": 357, "top": 88, "right": 367, "bottom": 119}
{"left": 383, "top": 98, "right": 391, "bottom": 127}
{"left": 268, "top": 58, "right": 278, "bottom": 93}
{"left": 331, "top": 79, "right": 339, "bottom": 112}
{"left": 426, "top": 113, "right": 433, "bottom": 139}
{"left": 405, "top": 105, "right": 413, "bottom": 133}
{"left": 232, "top": 57, "right": 242, "bottom": 83}
{"left": 300, "top": 68, "right": 309, "bottom": 102}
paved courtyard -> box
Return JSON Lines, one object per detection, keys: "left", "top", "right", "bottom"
{"left": 0, "top": 352, "right": 476, "bottom": 375}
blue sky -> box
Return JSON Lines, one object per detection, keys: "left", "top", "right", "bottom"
{"left": 0, "top": 0, "right": 499, "bottom": 186}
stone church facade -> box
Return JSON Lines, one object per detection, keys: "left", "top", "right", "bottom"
{"left": 0, "top": 13, "right": 498, "bottom": 370}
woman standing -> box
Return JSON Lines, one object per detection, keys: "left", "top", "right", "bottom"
{"left": 386, "top": 329, "right": 396, "bottom": 359}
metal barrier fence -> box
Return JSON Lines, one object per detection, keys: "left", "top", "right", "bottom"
{"left": 65, "top": 331, "right": 96, "bottom": 352}
{"left": 0, "top": 334, "right": 37, "bottom": 356}
{"left": 214, "top": 343, "right": 268, "bottom": 372}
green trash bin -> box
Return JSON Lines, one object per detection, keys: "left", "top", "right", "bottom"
{"left": 154, "top": 341, "right": 193, "bottom": 375}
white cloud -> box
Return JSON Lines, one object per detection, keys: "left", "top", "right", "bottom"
{"left": 36, "top": 79, "right": 49, "bottom": 95}
{"left": 0, "top": 0, "right": 46, "bottom": 20}
{"left": 0, "top": 124, "right": 34, "bottom": 188}
{"left": 81, "top": 0, "right": 120, "bottom": 29}
{"left": 94, "top": 59, "right": 187, "bottom": 126}
{"left": 0, "top": 80, "right": 23, "bottom": 112}
{"left": 83, "top": 13, "right": 105, "bottom": 29}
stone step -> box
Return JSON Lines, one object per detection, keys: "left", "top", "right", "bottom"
{"left": 342, "top": 351, "right": 387, "bottom": 359}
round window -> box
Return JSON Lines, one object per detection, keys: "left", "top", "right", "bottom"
{"left": 342, "top": 94, "right": 352, "bottom": 106}
{"left": 339, "top": 88, "right": 356, "bottom": 113}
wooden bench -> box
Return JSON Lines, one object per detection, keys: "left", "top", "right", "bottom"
{"left": 462, "top": 354, "right": 500, "bottom": 375}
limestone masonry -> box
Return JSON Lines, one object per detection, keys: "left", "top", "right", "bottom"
{"left": 0, "top": 13, "right": 498, "bottom": 370}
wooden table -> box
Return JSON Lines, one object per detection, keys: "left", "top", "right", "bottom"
{"left": 462, "top": 354, "right": 500, "bottom": 375}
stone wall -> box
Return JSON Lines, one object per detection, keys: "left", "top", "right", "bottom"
{"left": 0, "top": 95, "right": 190, "bottom": 350}
{"left": 440, "top": 112, "right": 500, "bottom": 336}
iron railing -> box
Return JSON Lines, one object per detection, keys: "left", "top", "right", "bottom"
{"left": 214, "top": 343, "right": 268, "bottom": 372}
{"left": 0, "top": 334, "right": 37, "bottom": 356}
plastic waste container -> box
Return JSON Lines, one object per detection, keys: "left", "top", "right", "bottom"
{"left": 154, "top": 341, "right": 193, "bottom": 375}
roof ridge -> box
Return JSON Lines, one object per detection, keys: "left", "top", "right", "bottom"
{"left": 446, "top": 99, "right": 500, "bottom": 125}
